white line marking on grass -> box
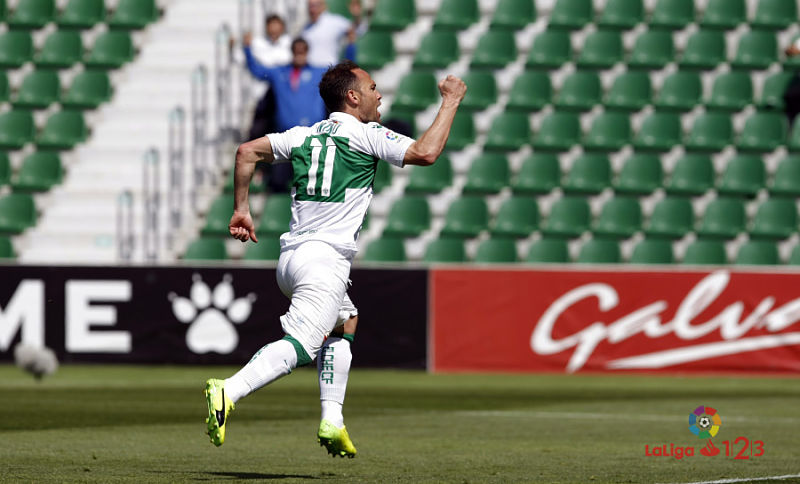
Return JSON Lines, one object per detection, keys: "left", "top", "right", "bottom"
{"left": 455, "top": 410, "right": 800, "bottom": 425}
{"left": 660, "top": 473, "right": 800, "bottom": 484}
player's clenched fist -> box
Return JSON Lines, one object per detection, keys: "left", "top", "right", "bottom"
{"left": 229, "top": 211, "right": 258, "bottom": 243}
{"left": 438, "top": 75, "right": 467, "bottom": 103}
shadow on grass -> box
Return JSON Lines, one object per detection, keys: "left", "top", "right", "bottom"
{"left": 202, "top": 471, "right": 322, "bottom": 480}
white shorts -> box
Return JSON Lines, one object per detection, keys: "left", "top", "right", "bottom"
{"left": 275, "top": 240, "right": 358, "bottom": 359}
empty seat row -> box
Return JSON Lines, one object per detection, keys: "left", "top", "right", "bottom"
{"left": 0, "top": 29, "right": 135, "bottom": 69}
{"left": 1, "top": 0, "right": 158, "bottom": 30}
{"left": 0, "top": 151, "right": 63, "bottom": 191}
{"left": 0, "top": 69, "right": 112, "bottom": 109}
{"left": 0, "top": 109, "right": 88, "bottom": 150}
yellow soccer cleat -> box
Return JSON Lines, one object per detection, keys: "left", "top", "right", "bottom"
{"left": 204, "top": 378, "right": 234, "bottom": 447}
{"left": 317, "top": 419, "right": 357, "bottom": 458}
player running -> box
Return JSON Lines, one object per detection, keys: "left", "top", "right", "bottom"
{"left": 204, "top": 60, "right": 466, "bottom": 457}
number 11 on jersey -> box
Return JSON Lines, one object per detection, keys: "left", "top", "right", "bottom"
{"left": 307, "top": 137, "right": 337, "bottom": 197}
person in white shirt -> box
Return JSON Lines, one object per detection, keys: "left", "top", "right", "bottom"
{"left": 203, "top": 60, "right": 466, "bottom": 458}
{"left": 303, "top": 0, "right": 365, "bottom": 67}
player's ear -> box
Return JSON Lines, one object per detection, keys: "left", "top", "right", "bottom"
{"left": 346, "top": 89, "right": 359, "bottom": 106}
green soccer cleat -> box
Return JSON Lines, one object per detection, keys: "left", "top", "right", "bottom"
{"left": 204, "top": 378, "right": 234, "bottom": 447}
{"left": 317, "top": 419, "right": 357, "bottom": 458}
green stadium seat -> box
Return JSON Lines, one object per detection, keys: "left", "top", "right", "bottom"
{"left": 12, "top": 70, "right": 60, "bottom": 110}
{"left": 184, "top": 237, "right": 227, "bottom": 261}
{"left": 770, "top": 156, "right": 800, "bottom": 196}
{"left": 628, "top": 29, "right": 674, "bottom": 69}
{"left": 666, "top": 153, "right": 714, "bottom": 196}
{"left": 0, "top": 110, "right": 35, "bottom": 150}
{"left": 414, "top": 31, "right": 459, "bottom": 69}
{"left": 62, "top": 70, "right": 113, "bottom": 109}
{"left": 0, "top": 193, "right": 37, "bottom": 234}
{"left": 549, "top": 0, "right": 593, "bottom": 30}
{"left": 654, "top": 71, "right": 702, "bottom": 111}
{"left": 736, "top": 111, "right": 786, "bottom": 152}
{"left": 700, "top": 0, "right": 745, "bottom": 29}
{"left": 632, "top": 112, "right": 682, "bottom": 152}
{"left": 506, "top": 71, "right": 551, "bottom": 112}
{"left": 614, "top": 153, "right": 662, "bottom": 195}
{"left": 511, "top": 153, "right": 560, "bottom": 194}
{"left": 471, "top": 30, "right": 517, "bottom": 69}
{"left": 562, "top": 153, "right": 612, "bottom": 195}
{"left": 0, "top": 31, "right": 34, "bottom": 69}
{"left": 0, "top": 71, "right": 8, "bottom": 103}
{"left": 532, "top": 111, "right": 581, "bottom": 152}
{"left": 731, "top": 30, "right": 777, "bottom": 70}
{"left": 405, "top": 155, "right": 452, "bottom": 194}
{"left": 555, "top": 71, "right": 602, "bottom": 111}
{"left": 630, "top": 238, "right": 674, "bottom": 264}
{"left": 706, "top": 71, "right": 753, "bottom": 111}
{"left": 790, "top": 245, "right": 800, "bottom": 265}
{"left": 735, "top": 240, "right": 779, "bottom": 265}
{"left": 34, "top": 30, "right": 83, "bottom": 69}
{"left": 441, "top": 196, "right": 489, "bottom": 238}
{"left": 787, "top": 120, "right": 800, "bottom": 151}
{"left": 526, "top": 237, "right": 570, "bottom": 263}
{"left": 583, "top": 111, "right": 631, "bottom": 152}
{"left": 605, "top": 71, "right": 652, "bottom": 111}
{"left": 258, "top": 194, "right": 291, "bottom": 236}
{"left": 679, "top": 30, "right": 726, "bottom": 69}
{"left": 576, "top": 30, "right": 624, "bottom": 68}
{"left": 392, "top": 71, "right": 438, "bottom": 111}
{"left": 541, "top": 196, "right": 591, "bottom": 238}
{"left": 108, "top": 0, "right": 158, "bottom": 29}
{"left": 645, "top": 196, "right": 694, "bottom": 239}
{"left": 684, "top": 112, "right": 733, "bottom": 152}
{"left": 649, "top": 0, "right": 694, "bottom": 30}
{"left": 598, "top": 0, "right": 644, "bottom": 29}
{"left": 369, "top": 0, "right": 415, "bottom": 30}
{"left": 460, "top": 71, "right": 497, "bottom": 111}
{"left": 463, "top": 153, "right": 510, "bottom": 194}
{"left": 362, "top": 236, "right": 406, "bottom": 262}
{"left": 84, "top": 31, "right": 135, "bottom": 69}
{"left": 577, "top": 238, "right": 621, "bottom": 264}
{"left": 58, "top": 0, "right": 104, "bottom": 29}
{"left": 373, "top": 160, "right": 392, "bottom": 193}
{"left": 434, "top": 0, "right": 478, "bottom": 30}
{"left": 485, "top": 111, "right": 531, "bottom": 151}
{"left": 682, "top": 239, "right": 727, "bottom": 264}
{"left": 759, "top": 72, "right": 793, "bottom": 109}
{"left": 474, "top": 238, "right": 518, "bottom": 263}
{"left": 445, "top": 111, "right": 475, "bottom": 151}
{"left": 7, "top": 0, "right": 55, "bottom": 29}
{"left": 696, "top": 197, "right": 746, "bottom": 239}
{"left": 750, "top": 198, "right": 798, "bottom": 240}
{"left": 201, "top": 195, "right": 234, "bottom": 237}
{"left": 0, "top": 236, "right": 15, "bottom": 259}
{"left": 491, "top": 0, "right": 537, "bottom": 30}
{"left": 327, "top": 0, "right": 353, "bottom": 18}
{"left": 0, "top": 153, "right": 10, "bottom": 186}
{"left": 36, "top": 110, "right": 88, "bottom": 150}
{"left": 423, "top": 237, "right": 466, "bottom": 263}
{"left": 243, "top": 238, "right": 281, "bottom": 261}
{"left": 526, "top": 30, "right": 571, "bottom": 69}
{"left": 383, "top": 195, "right": 431, "bottom": 237}
{"left": 717, "top": 154, "right": 765, "bottom": 197}
{"left": 751, "top": 0, "right": 797, "bottom": 30}
{"left": 593, "top": 196, "right": 642, "bottom": 239}
{"left": 355, "top": 31, "right": 394, "bottom": 70}
{"left": 11, "top": 151, "right": 62, "bottom": 192}
{"left": 491, "top": 195, "right": 539, "bottom": 238}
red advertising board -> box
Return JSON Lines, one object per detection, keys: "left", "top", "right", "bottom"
{"left": 430, "top": 268, "right": 800, "bottom": 373}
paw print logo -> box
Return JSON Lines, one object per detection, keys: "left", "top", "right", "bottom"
{"left": 169, "top": 274, "right": 256, "bottom": 354}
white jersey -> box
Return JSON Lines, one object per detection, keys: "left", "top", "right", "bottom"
{"left": 267, "top": 112, "right": 414, "bottom": 255}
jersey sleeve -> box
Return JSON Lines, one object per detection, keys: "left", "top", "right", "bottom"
{"left": 362, "top": 123, "right": 415, "bottom": 167}
{"left": 267, "top": 126, "right": 311, "bottom": 163}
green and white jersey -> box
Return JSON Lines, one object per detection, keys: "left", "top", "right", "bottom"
{"left": 267, "top": 112, "right": 414, "bottom": 255}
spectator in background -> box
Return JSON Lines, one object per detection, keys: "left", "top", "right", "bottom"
{"left": 243, "top": 35, "right": 328, "bottom": 192}
{"left": 303, "top": 0, "right": 366, "bottom": 67}
{"left": 784, "top": 38, "right": 800, "bottom": 127}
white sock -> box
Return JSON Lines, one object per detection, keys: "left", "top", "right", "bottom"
{"left": 225, "top": 339, "right": 298, "bottom": 403}
{"left": 318, "top": 336, "right": 352, "bottom": 427}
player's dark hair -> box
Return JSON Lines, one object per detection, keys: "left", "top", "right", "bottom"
{"left": 319, "top": 60, "right": 361, "bottom": 113}
{"left": 265, "top": 14, "right": 284, "bottom": 25}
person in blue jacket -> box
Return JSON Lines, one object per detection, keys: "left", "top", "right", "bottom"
{"left": 243, "top": 35, "right": 328, "bottom": 192}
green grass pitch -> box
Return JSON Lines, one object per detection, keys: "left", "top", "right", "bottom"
{"left": 1, "top": 364, "right": 798, "bottom": 483}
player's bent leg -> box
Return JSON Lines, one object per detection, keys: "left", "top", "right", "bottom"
{"left": 204, "top": 378, "right": 235, "bottom": 447}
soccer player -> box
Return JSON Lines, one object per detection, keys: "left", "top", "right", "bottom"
{"left": 204, "top": 61, "right": 466, "bottom": 457}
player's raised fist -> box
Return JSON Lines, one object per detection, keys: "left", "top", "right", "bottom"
{"left": 438, "top": 75, "right": 467, "bottom": 103}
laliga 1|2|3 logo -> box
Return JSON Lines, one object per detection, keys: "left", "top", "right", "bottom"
{"left": 644, "top": 406, "right": 765, "bottom": 460}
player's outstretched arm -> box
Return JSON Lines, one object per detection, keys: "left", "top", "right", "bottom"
{"left": 403, "top": 75, "right": 467, "bottom": 166}
{"left": 229, "top": 136, "right": 275, "bottom": 243}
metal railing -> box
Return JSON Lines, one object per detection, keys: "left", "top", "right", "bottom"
{"left": 142, "top": 148, "right": 160, "bottom": 263}
{"left": 116, "top": 190, "right": 134, "bottom": 262}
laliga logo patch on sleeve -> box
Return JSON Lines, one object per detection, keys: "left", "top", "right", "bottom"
{"left": 384, "top": 130, "right": 400, "bottom": 142}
